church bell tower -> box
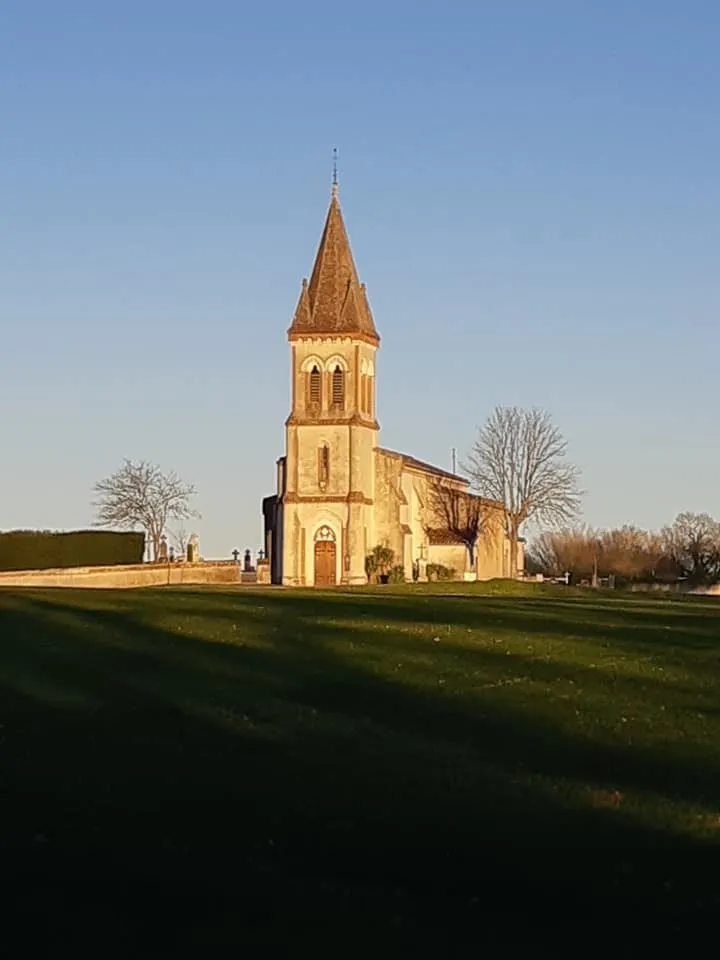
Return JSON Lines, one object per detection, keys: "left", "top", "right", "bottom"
{"left": 279, "top": 176, "right": 380, "bottom": 586}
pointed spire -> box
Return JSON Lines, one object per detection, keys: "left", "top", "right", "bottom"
{"left": 292, "top": 277, "right": 312, "bottom": 330}
{"left": 288, "top": 172, "right": 379, "bottom": 344}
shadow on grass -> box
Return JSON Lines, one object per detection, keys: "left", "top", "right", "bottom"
{"left": 1, "top": 587, "right": 719, "bottom": 951}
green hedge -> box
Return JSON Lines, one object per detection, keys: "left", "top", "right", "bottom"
{"left": 426, "top": 563, "right": 456, "bottom": 581}
{"left": 0, "top": 530, "right": 145, "bottom": 572}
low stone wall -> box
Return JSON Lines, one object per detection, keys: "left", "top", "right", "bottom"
{"left": 629, "top": 582, "right": 685, "bottom": 594}
{"left": 0, "top": 561, "right": 241, "bottom": 589}
{"left": 693, "top": 584, "right": 720, "bottom": 596}
{"left": 256, "top": 559, "right": 271, "bottom": 585}
{"left": 629, "top": 582, "right": 720, "bottom": 596}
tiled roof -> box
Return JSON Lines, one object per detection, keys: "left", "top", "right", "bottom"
{"left": 376, "top": 447, "right": 469, "bottom": 484}
{"left": 426, "top": 527, "right": 466, "bottom": 545}
{"left": 288, "top": 186, "right": 379, "bottom": 343}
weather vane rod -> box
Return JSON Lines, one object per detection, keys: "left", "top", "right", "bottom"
{"left": 332, "top": 147, "right": 338, "bottom": 194}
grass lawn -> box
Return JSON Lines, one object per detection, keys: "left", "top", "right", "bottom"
{"left": 1, "top": 581, "right": 719, "bottom": 952}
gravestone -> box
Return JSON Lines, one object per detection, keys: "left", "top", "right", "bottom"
{"left": 157, "top": 535, "right": 168, "bottom": 563}
{"left": 187, "top": 534, "right": 199, "bottom": 564}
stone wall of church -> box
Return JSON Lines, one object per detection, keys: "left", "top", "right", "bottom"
{"left": 372, "top": 450, "right": 405, "bottom": 559}
{"left": 291, "top": 336, "right": 377, "bottom": 425}
{"left": 283, "top": 416, "right": 377, "bottom": 586}
{"left": 372, "top": 450, "right": 513, "bottom": 580}
{"left": 285, "top": 503, "right": 347, "bottom": 585}
{"left": 292, "top": 423, "right": 352, "bottom": 496}
{"left": 428, "top": 543, "right": 467, "bottom": 575}
{"left": 281, "top": 329, "right": 379, "bottom": 587}
{"left": 475, "top": 509, "right": 512, "bottom": 579}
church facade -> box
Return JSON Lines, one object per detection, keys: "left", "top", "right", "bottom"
{"left": 262, "top": 183, "right": 520, "bottom": 586}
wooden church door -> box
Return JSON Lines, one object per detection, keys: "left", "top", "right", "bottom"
{"left": 313, "top": 526, "right": 337, "bottom": 586}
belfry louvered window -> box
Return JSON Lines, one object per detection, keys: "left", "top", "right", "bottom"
{"left": 308, "top": 366, "right": 322, "bottom": 407}
{"left": 331, "top": 366, "right": 345, "bottom": 408}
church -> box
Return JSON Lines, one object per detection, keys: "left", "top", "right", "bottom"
{"left": 262, "top": 180, "right": 521, "bottom": 586}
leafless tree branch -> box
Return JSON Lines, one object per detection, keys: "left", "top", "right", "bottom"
{"left": 92, "top": 459, "right": 199, "bottom": 561}
{"left": 465, "top": 407, "right": 582, "bottom": 575}
{"left": 526, "top": 515, "right": 720, "bottom": 587}
{"left": 169, "top": 525, "right": 191, "bottom": 559}
{"left": 662, "top": 512, "right": 720, "bottom": 585}
{"left": 427, "top": 479, "right": 488, "bottom": 568}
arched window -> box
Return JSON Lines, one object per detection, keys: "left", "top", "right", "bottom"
{"left": 360, "top": 374, "right": 373, "bottom": 415}
{"left": 317, "top": 444, "right": 330, "bottom": 488}
{"left": 367, "top": 361, "right": 374, "bottom": 417}
{"left": 331, "top": 365, "right": 345, "bottom": 409}
{"left": 308, "top": 365, "right": 322, "bottom": 408}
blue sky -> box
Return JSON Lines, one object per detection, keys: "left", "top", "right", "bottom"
{"left": 1, "top": 1, "right": 719, "bottom": 557}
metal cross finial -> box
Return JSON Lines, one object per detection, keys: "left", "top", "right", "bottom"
{"left": 332, "top": 147, "right": 339, "bottom": 197}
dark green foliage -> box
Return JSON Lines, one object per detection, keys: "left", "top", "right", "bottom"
{"left": 387, "top": 563, "right": 406, "bottom": 583}
{"left": 0, "top": 529, "right": 145, "bottom": 571}
{"left": 365, "top": 542, "right": 396, "bottom": 583}
{"left": 426, "top": 562, "right": 455, "bottom": 580}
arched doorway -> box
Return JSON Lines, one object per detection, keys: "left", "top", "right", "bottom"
{"left": 314, "top": 525, "right": 337, "bottom": 587}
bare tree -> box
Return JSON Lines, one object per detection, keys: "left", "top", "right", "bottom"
{"left": 92, "top": 459, "right": 199, "bottom": 561}
{"left": 663, "top": 512, "right": 720, "bottom": 585}
{"left": 527, "top": 526, "right": 595, "bottom": 579}
{"left": 600, "top": 525, "right": 663, "bottom": 581}
{"left": 527, "top": 522, "right": 693, "bottom": 585}
{"left": 428, "top": 479, "right": 488, "bottom": 569}
{"left": 466, "top": 407, "right": 582, "bottom": 577}
{"left": 169, "top": 525, "right": 191, "bottom": 560}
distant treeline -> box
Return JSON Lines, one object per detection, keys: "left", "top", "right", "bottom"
{"left": 0, "top": 530, "right": 145, "bottom": 572}
{"left": 526, "top": 512, "right": 720, "bottom": 587}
